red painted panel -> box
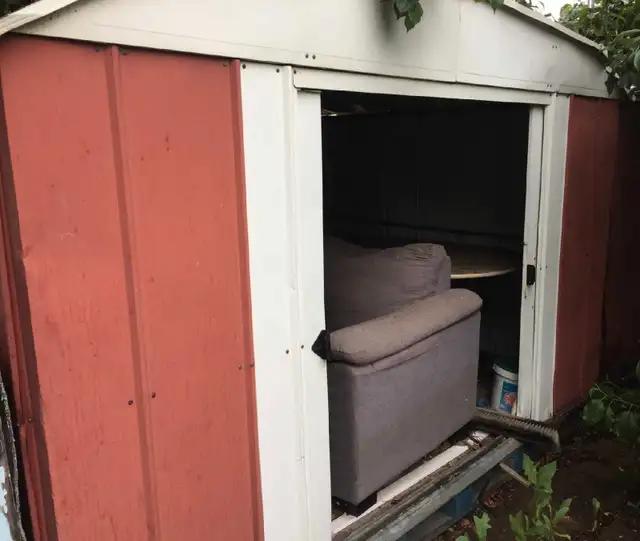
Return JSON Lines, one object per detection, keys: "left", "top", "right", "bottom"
{"left": 603, "top": 104, "right": 640, "bottom": 369}
{"left": 0, "top": 37, "right": 150, "bottom": 539}
{"left": 115, "top": 50, "right": 261, "bottom": 540}
{"left": 554, "top": 97, "right": 619, "bottom": 413}
{"left": 0, "top": 36, "right": 262, "bottom": 540}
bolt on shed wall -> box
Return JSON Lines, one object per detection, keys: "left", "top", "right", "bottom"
{"left": 0, "top": 35, "right": 262, "bottom": 540}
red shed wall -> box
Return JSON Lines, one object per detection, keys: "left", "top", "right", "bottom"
{"left": 554, "top": 96, "right": 619, "bottom": 413}
{"left": 0, "top": 36, "right": 262, "bottom": 540}
{"left": 603, "top": 104, "right": 640, "bottom": 370}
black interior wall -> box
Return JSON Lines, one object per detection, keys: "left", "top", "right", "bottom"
{"left": 322, "top": 98, "right": 529, "bottom": 251}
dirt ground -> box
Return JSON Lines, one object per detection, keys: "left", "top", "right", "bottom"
{"left": 436, "top": 429, "right": 640, "bottom": 540}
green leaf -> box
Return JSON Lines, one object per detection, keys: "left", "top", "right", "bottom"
{"left": 592, "top": 497, "right": 601, "bottom": 532}
{"left": 533, "top": 487, "right": 552, "bottom": 516}
{"left": 614, "top": 410, "right": 640, "bottom": 443}
{"left": 527, "top": 519, "right": 548, "bottom": 537}
{"left": 583, "top": 399, "right": 606, "bottom": 426}
{"left": 455, "top": 536, "right": 470, "bottom": 541}
{"left": 408, "top": 3, "right": 423, "bottom": 22}
{"left": 473, "top": 513, "right": 491, "bottom": 541}
{"left": 403, "top": 1, "right": 423, "bottom": 30}
{"left": 537, "top": 461, "right": 557, "bottom": 490}
{"left": 393, "top": 0, "right": 416, "bottom": 19}
{"left": 604, "top": 405, "right": 616, "bottom": 431}
{"left": 523, "top": 455, "right": 537, "bottom": 485}
{"left": 617, "top": 28, "right": 640, "bottom": 39}
{"left": 394, "top": 0, "right": 412, "bottom": 14}
{"left": 634, "top": 50, "right": 640, "bottom": 71}
{"left": 554, "top": 498, "right": 573, "bottom": 523}
{"left": 509, "top": 511, "right": 527, "bottom": 541}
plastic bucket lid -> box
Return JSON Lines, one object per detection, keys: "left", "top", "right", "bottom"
{"left": 492, "top": 363, "right": 518, "bottom": 381}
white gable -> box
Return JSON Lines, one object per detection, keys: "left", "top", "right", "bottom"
{"left": 13, "top": 0, "right": 608, "bottom": 97}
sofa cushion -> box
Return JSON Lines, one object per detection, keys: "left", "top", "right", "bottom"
{"left": 324, "top": 237, "right": 451, "bottom": 330}
{"left": 330, "top": 289, "right": 482, "bottom": 366}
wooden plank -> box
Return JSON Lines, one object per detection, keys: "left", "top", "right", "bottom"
{"left": 367, "top": 438, "right": 521, "bottom": 541}
{"left": 554, "top": 97, "right": 619, "bottom": 412}
{"left": 334, "top": 437, "right": 520, "bottom": 541}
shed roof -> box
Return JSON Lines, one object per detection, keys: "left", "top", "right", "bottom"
{"left": 2, "top": 0, "right": 609, "bottom": 97}
{"left": 0, "top": 0, "right": 79, "bottom": 37}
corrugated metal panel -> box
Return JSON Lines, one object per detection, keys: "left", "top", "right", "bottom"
{"left": 554, "top": 97, "right": 619, "bottom": 413}
{"left": 0, "top": 35, "right": 262, "bottom": 540}
{"left": 603, "top": 105, "right": 640, "bottom": 368}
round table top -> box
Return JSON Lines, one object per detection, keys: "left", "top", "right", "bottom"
{"left": 445, "top": 244, "right": 520, "bottom": 280}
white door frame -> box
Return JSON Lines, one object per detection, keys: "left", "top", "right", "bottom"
{"left": 241, "top": 63, "right": 331, "bottom": 541}
{"left": 531, "top": 94, "right": 571, "bottom": 421}
{"left": 517, "top": 106, "right": 544, "bottom": 419}
{"left": 241, "top": 65, "right": 570, "bottom": 539}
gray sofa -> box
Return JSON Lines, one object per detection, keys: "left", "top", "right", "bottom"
{"left": 324, "top": 238, "right": 482, "bottom": 509}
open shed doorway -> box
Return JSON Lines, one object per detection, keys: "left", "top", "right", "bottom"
{"left": 322, "top": 92, "right": 531, "bottom": 408}
{"left": 319, "top": 90, "right": 542, "bottom": 529}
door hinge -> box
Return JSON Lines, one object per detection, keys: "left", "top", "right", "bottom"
{"left": 526, "top": 264, "right": 536, "bottom": 286}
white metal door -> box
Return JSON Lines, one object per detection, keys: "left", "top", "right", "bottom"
{"left": 517, "top": 106, "right": 544, "bottom": 419}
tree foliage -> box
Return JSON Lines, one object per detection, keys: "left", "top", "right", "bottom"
{"left": 0, "top": 0, "right": 31, "bottom": 15}
{"left": 583, "top": 379, "right": 640, "bottom": 444}
{"left": 560, "top": 0, "right": 640, "bottom": 99}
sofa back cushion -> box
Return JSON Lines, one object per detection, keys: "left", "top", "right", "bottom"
{"left": 324, "top": 237, "right": 451, "bottom": 331}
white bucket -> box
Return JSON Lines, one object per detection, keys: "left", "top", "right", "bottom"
{"left": 491, "top": 364, "right": 518, "bottom": 414}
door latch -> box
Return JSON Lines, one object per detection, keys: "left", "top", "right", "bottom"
{"left": 526, "top": 264, "right": 536, "bottom": 286}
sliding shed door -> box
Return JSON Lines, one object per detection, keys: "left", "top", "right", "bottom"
{"left": 0, "top": 36, "right": 262, "bottom": 541}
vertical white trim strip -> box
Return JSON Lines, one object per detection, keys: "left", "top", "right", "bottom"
{"left": 292, "top": 87, "right": 332, "bottom": 541}
{"left": 240, "top": 62, "right": 307, "bottom": 541}
{"left": 241, "top": 63, "right": 331, "bottom": 540}
{"left": 533, "top": 94, "right": 570, "bottom": 420}
{"left": 517, "top": 106, "right": 544, "bottom": 419}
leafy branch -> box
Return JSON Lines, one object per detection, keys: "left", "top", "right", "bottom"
{"left": 456, "top": 456, "right": 573, "bottom": 541}
{"left": 561, "top": 0, "right": 640, "bottom": 99}
{"left": 583, "top": 379, "right": 640, "bottom": 444}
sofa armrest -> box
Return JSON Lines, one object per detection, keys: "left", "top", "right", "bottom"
{"left": 329, "top": 288, "right": 482, "bottom": 365}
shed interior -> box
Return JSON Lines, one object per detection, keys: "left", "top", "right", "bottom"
{"left": 320, "top": 91, "right": 531, "bottom": 520}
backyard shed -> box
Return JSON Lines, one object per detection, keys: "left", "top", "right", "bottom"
{"left": 0, "top": 0, "right": 629, "bottom": 540}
